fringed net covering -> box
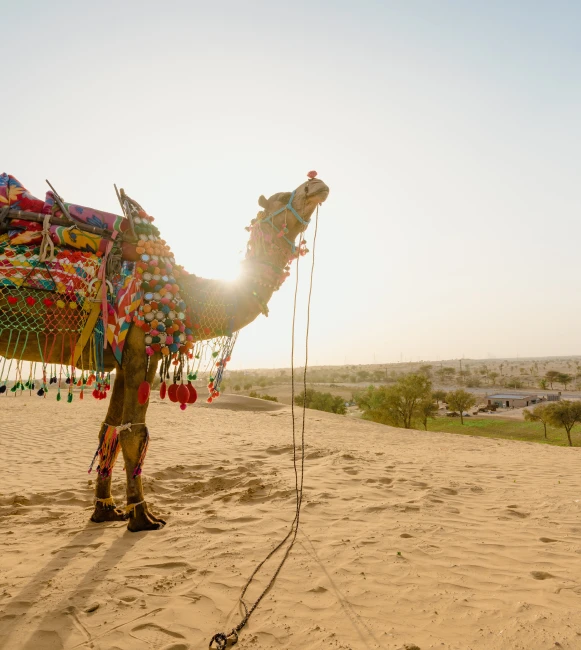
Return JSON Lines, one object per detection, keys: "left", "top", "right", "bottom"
{"left": 0, "top": 239, "right": 102, "bottom": 338}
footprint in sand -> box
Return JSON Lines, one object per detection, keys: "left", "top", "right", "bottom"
{"left": 400, "top": 533, "right": 413, "bottom": 538}
{"left": 531, "top": 571, "right": 554, "bottom": 580}
{"left": 131, "top": 623, "right": 186, "bottom": 645}
{"left": 506, "top": 509, "right": 530, "bottom": 519}
{"left": 539, "top": 537, "right": 558, "bottom": 543}
{"left": 266, "top": 445, "right": 294, "bottom": 455}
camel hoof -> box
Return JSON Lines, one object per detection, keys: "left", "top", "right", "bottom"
{"left": 127, "top": 503, "right": 166, "bottom": 532}
{"left": 90, "top": 504, "right": 128, "bottom": 523}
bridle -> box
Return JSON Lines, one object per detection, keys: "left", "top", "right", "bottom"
{"left": 258, "top": 187, "right": 310, "bottom": 256}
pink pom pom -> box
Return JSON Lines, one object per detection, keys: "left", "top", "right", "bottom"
{"left": 180, "top": 403, "right": 187, "bottom": 411}
{"left": 307, "top": 170, "right": 317, "bottom": 179}
{"left": 146, "top": 346, "right": 154, "bottom": 356}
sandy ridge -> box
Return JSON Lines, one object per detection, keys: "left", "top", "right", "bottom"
{"left": 1, "top": 396, "right": 581, "bottom": 649}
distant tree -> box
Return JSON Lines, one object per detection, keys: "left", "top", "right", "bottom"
{"left": 523, "top": 403, "right": 552, "bottom": 440}
{"left": 357, "top": 370, "right": 371, "bottom": 382}
{"left": 244, "top": 382, "right": 253, "bottom": 390}
{"left": 546, "top": 400, "right": 581, "bottom": 447}
{"left": 545, "top": 371, "right": 560, "bottom": 389}
{"left": 488, "top": 371, "right": 499, "bottom": 386}
{"left": 233, "top": 384, "right": 241, "bottom": 392}
{"left": 436, "top": 367, "right": 456, "bottom": 384}
{"left": 558, "top": 373, "right": 573, "bottom": 390}
{"left": 355, "top": 373, "right": 432, "bottom": 429}
{"left": 538, "top": 378, "right": 548, "bottom": 390}
{"left": 419, "top": 364, "right": 433, "bottom": 377}
{"left": 505, "top": 378, "right": 523, "bottom": 389}
{"left": 446, "top": 389, "right": 477, "bottom": 425}
{"left": 372, "top": 370, "right": 384, "bottom": 383}
{"left": 295, "top": 388, "right": 346, "bottom": 415}
{"left": 432, "top": 389, "right": 447, "bottom": 405}
{"left": 418, "top": 398, "right": 439, "bottom": 431}
{"left": 458, "top": 369, "right": 471, "bottom": 386}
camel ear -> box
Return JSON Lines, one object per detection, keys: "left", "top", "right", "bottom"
{"left": 258, "top": 195, "right": 268, "bottom": 208}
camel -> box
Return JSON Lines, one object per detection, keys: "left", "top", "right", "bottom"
{"left": 0, "top": 175, "right": 329, "bottom": 531}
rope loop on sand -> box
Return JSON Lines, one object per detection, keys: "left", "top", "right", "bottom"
{"left": 209, "top": 630, "right": 238, "bottom": 649}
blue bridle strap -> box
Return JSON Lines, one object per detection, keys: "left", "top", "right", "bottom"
{"left": 259, "top": 190, "right": 307, "bottom": 254}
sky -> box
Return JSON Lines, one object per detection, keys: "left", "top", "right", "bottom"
{"left": 2, "top": 0, "right": 580, "bottom": 369}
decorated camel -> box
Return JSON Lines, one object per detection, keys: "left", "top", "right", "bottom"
{"left": 0, "top": 172, "right": 329, "bottom": 531}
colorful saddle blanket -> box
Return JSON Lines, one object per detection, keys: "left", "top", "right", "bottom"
{"left": 0, "top": 173, "right": 126, "bottom": 254}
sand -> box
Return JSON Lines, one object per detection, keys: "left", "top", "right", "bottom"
{"left": 1, "top": 394, "right": 581, "bottom": 650}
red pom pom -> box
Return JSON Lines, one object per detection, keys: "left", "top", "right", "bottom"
{"left": 137, "top": 381, "right": 150, "bottom": 405}
{"left": 307, "top": 170, "right": 318, "bottom": 179}
{"left": 42, "top": 298, "right": 54, "bottom": 307}
{"left": 180, "top": 402, "right": 187, "bottom": 411}
{"left": 159, "top": 381, "right": 167, "bottom": 399}
{"left": 26, "top": 296, "right": 36, "bottom": 306}
{"left": 168, "top": 383, "right": 179, "bottom": 402}
{"left": 177, "top": 383, "right": 189, "bottom": 404}
{"left": 7, "top": 296, "right": 18, "bottom": 305}
{"left": 187, "top": 382, "right": 198, "bottom": 404}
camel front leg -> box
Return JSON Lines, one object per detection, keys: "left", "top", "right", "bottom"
{"left": 90, "top": 369, "right": 127, "bottom": 523}
{"left": 119, "top": 332, "right": 165, "bottom": 532}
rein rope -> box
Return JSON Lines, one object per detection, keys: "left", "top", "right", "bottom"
{"left": 209, "top": 204, "right": 320, "bottom": 650}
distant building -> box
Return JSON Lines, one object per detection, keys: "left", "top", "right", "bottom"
{"left": 487, "top": 394, "right": 539, "bottom": 408}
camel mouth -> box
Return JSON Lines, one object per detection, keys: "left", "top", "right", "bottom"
{"left": 310, "top": 186, "right": 329, "bottom": 203}
{"left": 314, "top": 188, "right": 329, "bottom": 203}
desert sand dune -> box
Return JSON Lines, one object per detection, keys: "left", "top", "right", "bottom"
{"left": 1, "top": 396, "right": 581, "bottom": 650}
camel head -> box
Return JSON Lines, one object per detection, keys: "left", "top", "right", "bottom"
{"left": 256, "top": 176, "right": 329, "bottom": 243}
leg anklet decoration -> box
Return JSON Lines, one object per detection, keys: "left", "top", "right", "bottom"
{"left": 94, "top": 496, "right": 116, "bottom": 506}
{"left": 88, "top": 423, "right": 121, "bottom": 476}
{"left": 125, "top": 499, "right": 146, "bottom": 516}
{"left": 133, "top": 427, "right": 150, "bottom": 478}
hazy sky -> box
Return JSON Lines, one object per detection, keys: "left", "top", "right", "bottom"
{"left": 2, "top": 1, "right": 580, "bottom": 368}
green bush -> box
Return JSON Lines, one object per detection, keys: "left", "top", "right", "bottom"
{"left": 248, "top": 390, "right": 278, "bottom": 402}
{"left": 294, "top": 388, "right": 346, "bottom": 415}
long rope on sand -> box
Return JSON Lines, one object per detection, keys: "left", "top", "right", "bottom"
{"left": 209, "top": 206, "right": 320, "bottom": 649}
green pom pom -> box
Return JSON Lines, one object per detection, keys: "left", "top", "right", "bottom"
{"left": 67, "top": 393, "right": 73, "bottom": 403}
{"left": 56, "top": 390, "right": 61, "bottom": 402}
